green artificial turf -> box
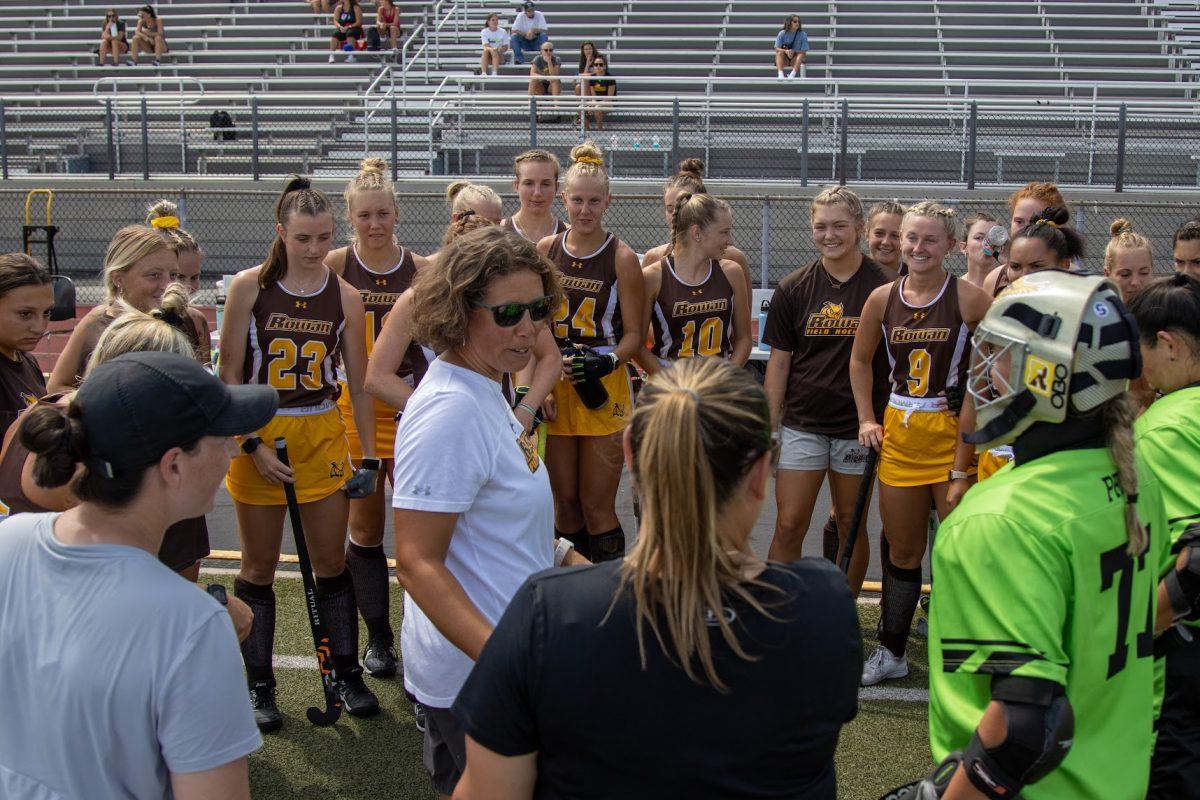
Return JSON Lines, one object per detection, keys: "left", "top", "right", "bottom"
{"left": 207, "top": 574, "right": 932, "bottom": 800}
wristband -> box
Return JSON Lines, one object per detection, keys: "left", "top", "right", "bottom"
{"left": 241, "top": 436, "right": 263, "bottom": 455}
{"left": 554, "top": 537, "right": 576, "bottom": 567}
{"left": 948, "top": 469, "right": 971, "bottom": 482}
{"left": 359, "top": 457, "right": 382, "bottom": 471}
{"left": 516, "top": 402, "right": 539, "bottom": 418}
{"left": 205, "top": 583, "right": 228, "bottom": 606}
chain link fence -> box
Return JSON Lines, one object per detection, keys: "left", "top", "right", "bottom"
{"left": 3, "top": 187, "right": 1196, "bottom": 305}
{"left": 4, "top": 96, "right": 1200, "bottom": 189}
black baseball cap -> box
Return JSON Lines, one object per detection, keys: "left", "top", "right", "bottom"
{"left": 523, "top": 2, "right": 534, "bottom": 8}
{"left": 76, "top": 351, "right": 278, "bottom": 477}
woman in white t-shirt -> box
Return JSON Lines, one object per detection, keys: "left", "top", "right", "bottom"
{"left": 480, "top": 13, "right": 509, "bottom": 76}
{"left": 393, "top": 226, "right": 587, "bottom": 797}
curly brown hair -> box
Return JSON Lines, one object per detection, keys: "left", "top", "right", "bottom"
{"left": 411, "top": 226, "right": 563, "bottom": 353}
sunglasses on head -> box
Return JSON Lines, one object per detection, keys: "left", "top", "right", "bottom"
{"left": 473, "top": 295, "right": 554, "bottom": 327}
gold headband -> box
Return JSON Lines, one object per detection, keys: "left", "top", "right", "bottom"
{"left": 574, "top": 155, "right": 603, "bottom": 166}
{"left": 150, "top": 215, "right": 180, "bottom": 230}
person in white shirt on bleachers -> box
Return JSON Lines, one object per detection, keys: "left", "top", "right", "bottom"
{"left": 510, "top": 1, "right": 548, "bottom": 64}
{"left": 480, "top": 13, "right": 510, "bottom": 76}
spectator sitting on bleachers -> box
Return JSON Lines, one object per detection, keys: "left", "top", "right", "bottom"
{"left": 375, "top": 0, "right": 402, "bottom": 50}
{"left": 528, "top": 41, "right": 561, "bottom": 98}
{"left": 573, "top": 41, "right": 603, "bottom": 95}
{"left": 773, "top": 14, "right": 808, "bottom": 79}
{"left": 583, "top": 57, "right": 615, "bottom": 131}
{"left": 510, "top": 1, "right": 548, "bottom": 64}
{"left": 329, "top": 0, "right": 364, "bottom": 62}
{"left": 130, "top": 5, "right": 167, "bottom": 67}
{"left": 480, "top": 13, "right": 509, "bottom": 76}
{"left": 98, "top": 8, "right": 129, "bottom": 67}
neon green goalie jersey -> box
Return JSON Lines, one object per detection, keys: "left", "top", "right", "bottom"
{"left": 1135, "top": 385, "right": 1200, "bottom": 573}
{"left": 928, "top": 446, "right": 1168, "bottom": 800}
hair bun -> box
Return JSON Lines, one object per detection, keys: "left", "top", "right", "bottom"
{"left": 677, "top": 158, "right": 705, "bottom": 177}
{"left": 570, "top": 141, "right": 605, "bottom": 166}
{"left": 1110, "top": 218, "right": 1134, "bottom": 238}
{"left": 282, "top": 174, "right": 312, "bottom": 194}
{"left": 359, "top": 157, "right": 387, "bottom": 175}
{"left": 1034, "top": 205, "right": 1071, "bottom": 227}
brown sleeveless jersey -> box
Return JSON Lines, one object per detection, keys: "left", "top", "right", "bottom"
{"left": 547, "top": 231, "right": 623, "bottom": 349}
{"left": 243, "top": 270, "right": 345, "bottom": 409}
{"left": 760, "top": 255, "right": 892, "bottom": 438}
{"left": 0, "top": 351, "right": 45, "bottom": 438}
{"left": 502, "top": 216, "right": 567, "bottom": 243}
{"left": 650, "top": 257, "right": 734, "bottom": 360}
{"left": 342, "top": 245, "right": 428, "bottom": 386}
{"left": 882, "top": 274, "right": 970, "bottom": 399}
{"left": 993, "top": 264, "right": 1012, "bottom": 298}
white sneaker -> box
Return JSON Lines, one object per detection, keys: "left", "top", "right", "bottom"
{"left": 862, "top": 645, "right": 909, "bottom": 686}
{"left": 776, "top": 70, "right": 785, "bottom": 79}
{"left": 346, "top": 53, "right": 356, "bottom": 63}
{"left": 328, "top": 54, "right": 335, "bottom": 63}
{"left": 787, "top": 69, "right": 796, "bottom": 78}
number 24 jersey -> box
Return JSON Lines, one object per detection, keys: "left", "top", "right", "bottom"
{"left": 547, "top": 232, "right": 623, "bottom": 349}
{"left": 928, "top": 446, "right": 1168, "bottom": 800}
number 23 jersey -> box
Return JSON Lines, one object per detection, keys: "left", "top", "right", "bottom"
{"left": 547, "top": 231, "right": 622, "bottom": 349}
{"left": 928, "top": 447, "right": 1168, "bottom": 799}
{"left": 242, "top": 270, "right": 345, "bottom": 409}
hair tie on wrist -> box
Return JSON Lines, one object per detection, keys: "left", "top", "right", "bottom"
{"left": 150, "top": 215, "right": 180, "bottom": 230}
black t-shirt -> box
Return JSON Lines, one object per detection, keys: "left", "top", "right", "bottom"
{"left": 453, "top": 559, "right": 861, "bottom": 799}
{"left": 0, "top": 351, "right": 45, "bottom": 438}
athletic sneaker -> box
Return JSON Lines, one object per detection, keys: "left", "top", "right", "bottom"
{"left": 363, "top": 636, "right": 398, "bottom": 678}
{"left": 331, "top": 667, "right": 381, "bottom": 717}
{"left": 249, "top": 681, "right": 283, "bottom": 733}
{"left": 861, "top": 645, "right": 909, "bottom": 686}
{"left": 413, "top": 702, "right": 427, "bottom": 733}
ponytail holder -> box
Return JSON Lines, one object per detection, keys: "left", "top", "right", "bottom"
{"left": 676, "top": 388, "right": 700, "bottom": 406}
{"left": 1126, "top": 492, "right": 1139, "bottom": 505}
{"left": 574, "top": 155, "right": 604, "bottom": 166}
{"left": 1035, "top": 219, "right": 1060, "bottom": 229}
{"left": 88, "top": 457, "right": 116, "bottom": 479}
{"left": 452, "top": 209, "right": 476, "bottom": 221}
{"left": 150, "top": 215, "right": 180, "bottom": 230}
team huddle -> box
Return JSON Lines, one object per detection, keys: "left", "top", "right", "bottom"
{"left": 0, "top": 145, "right": 1198, "bottom": 800}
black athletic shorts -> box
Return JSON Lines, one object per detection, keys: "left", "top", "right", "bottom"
{"left": 157, "top": 515, "right": 211, "bottom": 573}
{"left": 333, "top": 26, "right": 364, "bottom": 41}
{"left": 1149, "top": 633, "right": 1200, "bottom": 799}
{"left": 422, "top": 705, "right": 467, "bottom": 795}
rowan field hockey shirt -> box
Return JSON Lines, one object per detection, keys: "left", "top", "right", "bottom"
{"left": 882, "top": 274, "right": 970, "bottom": 400}
{"left": 761, "top": 256, "right": 890, "bottom": 437}
{"left": 548, "top": 231, "right": 623, "bottom": 350}
{"left": 929, "top": 447, "right": 1167, "bottom": 799}
{"left": 0, "top": 513, "right": 260, "bottom": 799}
{"left": 342, "top": 245, "right": 428, "bottom": 387}
{"left": 650, "top": 256, "right": 734, "bottom": 361}
{"left": 393, "top": 357, "right": 554, "bottom": 708}
{"left": 453, "top": 559, "right": 861, "bottom": 798}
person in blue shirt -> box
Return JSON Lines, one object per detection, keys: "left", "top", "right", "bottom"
{"left": 774, "top": 14, "right": 809, "bottom": 79}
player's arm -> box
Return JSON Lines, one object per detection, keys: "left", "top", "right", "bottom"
{"left": 170, "top": 758, "right": 251, "bottom": 800}
{"left": 535, "top": 234, "right": 555, "bottom": 256}
{"left": 763, "top": 349, "right": 791, "bottom": 431}
{"left": 724, "top": 259, "right": 752, "bottom": 366}
{"left": 725, "top": 246, "right": 754, "bottom": 319}
{"left": 453, "top": 739, "right": 536, "bottom": 800}
{"left": 219, "top": 270, "right": 292, "bottom": 484}
{"left": 513, "top": 327, "right": 561, "bottom": 433}
{"left": 364, "top": 289, "right": 418, "bottom": 411}
{"left": 338, "top": 277, "right": 378, "bottom": 469}
{"left": 188, "top": 307, "right": 212, "bottom": 368}
{"left": 46, "top": 311, "right": 102, "bottom": 393}
{"left": 850, "top": 285, "right": 889, "bottom": 449}
{"left": 1156, "top": 523, "right": 1200, "bottom": 635}
{"left": 412, "top": 251, "right": 432, "bottom": 270}
{"left": 759, "top": 283, "right": 795, "bottom": 431}
{"left": 948, "top": 282, "right": 993, "bottom": 494}
{"left": 611, "top": 243, "right": 646, "bottom": 365}
{"left": 639, "top": 243, "right": 666, "bottom": 269}
{"left": 982, "top": 264, "right": 1004, "bottom": 297}
{"left": 631, "top": 262, "right": 663, "bottom": 376}
{"left": 10, "top": 414, "right": 76, "bottom": 510}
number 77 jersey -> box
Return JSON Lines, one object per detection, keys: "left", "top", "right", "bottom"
{"left": 928, "top": 446, "right": 1168, "bottom": 800}
{"left": 243, "top": 271, "right": 345, "bottom": 409}
{"left": 548, "top": 232, "right": 623, "bottom": 349}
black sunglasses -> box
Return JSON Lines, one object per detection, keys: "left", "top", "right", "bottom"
{"left": 473, "top": 295, "right": 554, "bottom": 327}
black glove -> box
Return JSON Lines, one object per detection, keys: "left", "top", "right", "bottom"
{"left": 570, "top": 347, "right": 618, "bottom": 384}
{"left": 344, "top": 457, "right": 381, "bottom": 499}
{"left": 944, "top": 384, "right": 965, "bottom": 415}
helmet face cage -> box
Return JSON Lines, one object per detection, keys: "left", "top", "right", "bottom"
{"left": 967, "top": 328, "right": 1024, "bottom": 415}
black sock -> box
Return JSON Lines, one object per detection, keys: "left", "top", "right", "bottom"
{"left": 346, "top": 541, "right": 391, "bottom": 644}
{"left": 822, "top": 513, "right": 839, "bottom": 562}
{"left": 590, "top": 525, "right": 625, "bottom": 562}
{"left": 316, "top": 568, "right": 360, "bottom": 674}
{"left": 557, "top": 526, "right": 589, "bottom": 561}
{"left": 879, "top": 559, "right": 922, "bottom": 658}
{"left": 234, "top": 578, "right": 276, "bottom": 685}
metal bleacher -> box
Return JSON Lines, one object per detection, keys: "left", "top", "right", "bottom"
{"left": 0, "top": 0, "right": 1194, "bottom": 181}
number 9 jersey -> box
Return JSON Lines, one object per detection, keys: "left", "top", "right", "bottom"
{"left": 242, "top": 271, "right": 344, "bottom": 409}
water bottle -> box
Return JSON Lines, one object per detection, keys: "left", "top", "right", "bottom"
{"left": 632, "top": 136, "right": 641, "bottom": 150}
{"left": 609, "top": 134, "right": 618, "bottom": 149}
{"left": 213, "top": 278, "right": 226, "bottom": 369}
{"left": 758, "top": 297, "right": 771, "bottom": 352}
{"left": 651, "top": 134, "right": 661, "bottom": 149}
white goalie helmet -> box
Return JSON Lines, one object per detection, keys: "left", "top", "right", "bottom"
{"left": 965, "top": 270, "right": 1141, "bottom": 451}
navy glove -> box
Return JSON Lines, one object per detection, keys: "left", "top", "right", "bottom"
{"left": 344, "top": 457, "right": 382, "bottom": 499}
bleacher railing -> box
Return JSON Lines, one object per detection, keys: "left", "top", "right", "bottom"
{"left": 1, "top": 83, "right": 1199, "bottom": 189}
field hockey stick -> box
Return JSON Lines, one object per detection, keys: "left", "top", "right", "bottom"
{"left": 838, "top": 447, "right": 879, "bottom": 575}
{"left": 274, "top": 438, "right": 343, "bottom": 728}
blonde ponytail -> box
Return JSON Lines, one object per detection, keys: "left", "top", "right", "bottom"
{"left": 1102, "top": 393, "right": 1147, "bottom": 556}
{"left": 620, "top": 357, "right": 777, "bottom": 691}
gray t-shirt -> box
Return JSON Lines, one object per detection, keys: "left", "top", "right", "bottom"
{"left": 0, "top": 512, "right": 261, "bottom": 799}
